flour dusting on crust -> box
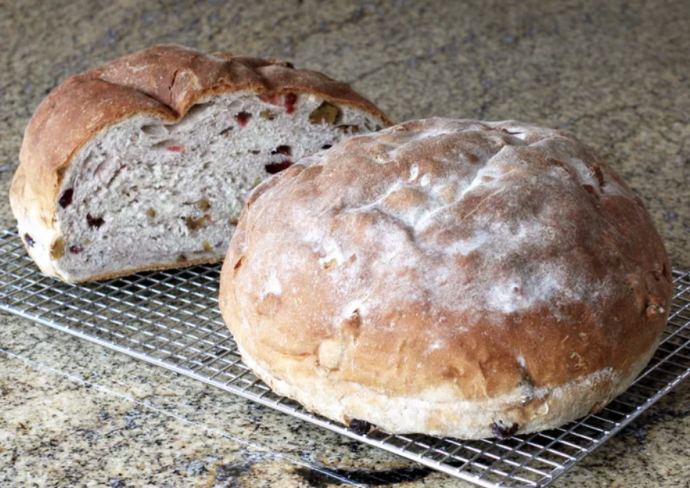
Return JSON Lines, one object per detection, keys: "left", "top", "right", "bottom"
{"left": 220, "top": 118, "right": 673, "bottom": 438}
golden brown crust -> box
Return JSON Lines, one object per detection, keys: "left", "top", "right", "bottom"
{"left": 10, "top": 44, "right": 391, "bottom": 281}
{"left": 219, "top": 118, "right": 673, "bottom": 437}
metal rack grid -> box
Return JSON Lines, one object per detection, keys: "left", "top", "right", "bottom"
{"left": 0, "top": 229, "right": 689, "bottom": 488}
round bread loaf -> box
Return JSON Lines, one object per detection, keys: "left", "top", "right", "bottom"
{"left": 219, "top": 118, "right": 673, "bottom": 439}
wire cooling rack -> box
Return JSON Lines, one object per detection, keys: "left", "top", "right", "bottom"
{"left": 1, "top": 230, "right": 689, "bottom": 487}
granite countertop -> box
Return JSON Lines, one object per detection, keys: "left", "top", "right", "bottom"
{"left": 1, "top": 0, "right": 690, "bottom": 486}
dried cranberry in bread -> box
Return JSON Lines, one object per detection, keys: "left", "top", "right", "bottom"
{"left": 219, "top": 118, "right": 673, "bottom": 439}
{"left": 10, "top": 44, "right": 390, "bottom": 282}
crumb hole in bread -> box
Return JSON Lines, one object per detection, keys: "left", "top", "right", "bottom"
{"left": 219, "top": 126, "right": 233, "bottom": 136}
{"left": 69, "top": 245, "right": 83, "bottom": 254}
{"left": 272, "top": 145, "right": 292, "bottom": 156}
{"left": 141, "top": 124, "right": 168, "bottom": 137}
{"left": 309, "top": 102, "right": 341, "bottom": 125}
{"left": 86, "top": 214, "right": 104, "bottom": 228}
{"left": 184, "top": 101, "right": 214, "bottom": 119}
{"left": 152, "top": 140, "right": 183, "bottom": 151}
{"left": 265, "top": 161, "right": 293, "bottom": 174}
{"left": 235, "top": 112, "right": 251, "bottom": 127}
{"left": 321, "top": 144, "right": 333, "bottom": 150}
{"left": 24, "top": 234, "right": 35, "bottom": 247}
{"left": 59, "top": 188, "right": 74, "bottom": 209}
{"left": 467, "top": 153, "right": 479, "bottom": 163}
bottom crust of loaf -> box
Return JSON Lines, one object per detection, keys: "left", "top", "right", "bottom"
{"left": 236, "top": 340, "right": 657, "bottom": 440}
{"left": 21, "top": 237, "right": 224, "bottom": 283}
{"left": 76, "top": 255, "right": 225, "bottom": 282}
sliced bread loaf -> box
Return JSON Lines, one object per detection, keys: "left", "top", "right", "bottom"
{"left": 10, "top": 44, "right": 391, "bottom": 282}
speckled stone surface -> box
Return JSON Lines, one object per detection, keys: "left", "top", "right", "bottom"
{"left": 1, "top": 0, "right": 690, "bottom": 486}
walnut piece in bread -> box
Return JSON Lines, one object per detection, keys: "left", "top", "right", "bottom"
{"left": 219, "top": 118, "right": 673, "bottom": 439}
{"left": 10, "top": 44, "right": 390, "bottom": 282}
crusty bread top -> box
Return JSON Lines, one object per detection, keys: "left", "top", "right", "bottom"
{"left": 220, "top": 118, "right": 673, "bottom": 407}
{"left": 11, "top": 44, "right": 391, "bottom": 229}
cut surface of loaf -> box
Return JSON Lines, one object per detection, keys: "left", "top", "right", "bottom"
{"left": 219, "top": 118, "right": 673, "bottom": 439}
{"left": 10, "top": 44, "right": 390, "bottom": 282}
